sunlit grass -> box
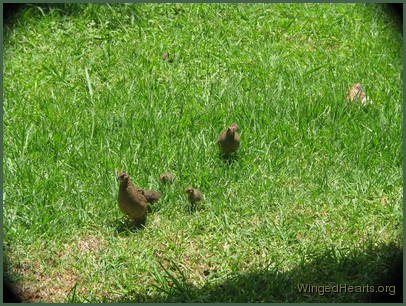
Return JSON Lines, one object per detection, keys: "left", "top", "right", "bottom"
{"left": 3, "top": 3, "right": 402, "bottom": 302}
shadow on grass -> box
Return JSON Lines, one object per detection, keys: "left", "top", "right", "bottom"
{"left": 147, "top": 201, "right": 162, "bottom": 214}
{"left": 111, "top": 241, "right": 402, "bottom": 303}
{"left": 4, "top": 2, "right": 144, "bottom": 37}
{"left": 4, "top": 270, "right": 22, "bottom": 302}
{"left": 112, "top": 218, "right": 146, "bottom": 235}
{"left": 382, "top": 3, "right": 403, "bottom": 34}
{"left": 219, "top": 152, "right": 239, "bottom": 165}
{"left": 186, "top": 203, "right": 199, "bottom": 214}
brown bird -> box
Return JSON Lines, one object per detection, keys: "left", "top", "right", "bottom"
{"left": 162, "top": 52, "right": 176, "bottom": 62}
{"left": 117, "top": 172, "right": 148, "bottom": 224}
{"left": 346, "top": 83, "right": 373, "bottom": 105}
{"left": 185, "top": 187, "right": 203, "bottom": 205}
{"left": 218, "top": 123, "right": 240, "bottom": 154}
{"left": 142, "top": 190, "right": 161, "bottom": 203}
{"left": 117, "top": 172, "right": 161, "bottom": 204}
{"left": 160, "top": 172, "right": 175, "bottom": 183}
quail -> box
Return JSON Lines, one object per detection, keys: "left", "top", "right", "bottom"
{"left": 117, "top": 172, "right": 148, "bottom": 224}
{"left": 160, "top": 172, "right": 175, "bottom": 183}
{"left": 346, "top": 83, "right": 372, "bottom": 105}
{"left": 218, "top": 123, "right": 240, "bottom": 154}
{"left": 142, "top": 190, "right": 161, "bottom": 203}
{"left": 117, "top": 172, "right": 161, "bottom": 204}
{"left": 185, "top": 187, "right": 203, "bottom": 205}
{"left": 162, "top": 52, "right": 175, "bottom": 62}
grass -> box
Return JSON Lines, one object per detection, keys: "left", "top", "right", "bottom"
{"left": 3, "top": 3, "right": 403, "bottom": 302}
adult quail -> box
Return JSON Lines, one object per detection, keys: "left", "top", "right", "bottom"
{"left": 160, "top": 172, "right": 175, "bottom": 183}
{"left": 117, "top": 172, "right": 148, "bottom": 224}
{"left": 218, "top": 123, "right": 240, "bottom": 154}
{"left": 185, "top": 187, "right": 203, "bottom": 205}
{"left": 117, "top": 172, "right": 161, "bottom": 204}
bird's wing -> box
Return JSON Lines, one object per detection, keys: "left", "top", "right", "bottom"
{"left": 127, "top": 187, "right": 148, "bottom": 205}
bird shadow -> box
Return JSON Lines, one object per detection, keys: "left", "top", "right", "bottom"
{"left": 147, "top": 202, "right": 161, "bottom": 213}
{"left": 219, "top": 153, "right": 239, "bottom": 165}
{"left": 112, "top": 218, "right": 146, "bottom": 235}
{"left": 186, "top": 203, "right": 198, "bottom": 214}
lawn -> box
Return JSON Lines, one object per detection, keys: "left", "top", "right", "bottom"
{"left": 3, "top": 3, "right": 403, "bottom": 302}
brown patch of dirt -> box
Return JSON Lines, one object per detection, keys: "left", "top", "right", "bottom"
{"left": 10, "top": 234, "right": 106, "bottom": 302}
{"left": 75, "top": 234, "right": 105, "bottom": 253}
{"left": 13, "top": 267, "right": 82, "bottom": 303}
{"left": 150, "top": 214, "right": 161, "bottom": 226}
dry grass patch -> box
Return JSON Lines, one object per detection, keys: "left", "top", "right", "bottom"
{"left": 12, "top": 263, "right": 82, "bottom": 302}
{"left": 75, "top": 233, "right": 106, "bottom": 254}
{"left": 9, "top": 234, "right": 106, "bottom": 302}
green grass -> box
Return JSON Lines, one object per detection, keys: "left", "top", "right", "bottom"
{"left": 3, "top": 3, "right": 402, "bottom": 302}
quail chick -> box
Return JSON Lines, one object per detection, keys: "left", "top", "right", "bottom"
{"left": 346, "top": 83, "right": 362, "bottom": 101}
{"left": 218, "top": 123, "right": 240, "bottom": 154}
{"left": 160, "top": 172, "right": 175, "bottom": 183}
{"left": 185, "top": 187, "right": 203, "bottom": 205}
{"left": 162, "top": 52, "right": 175, "bottom": 62}
{"left": 346, "top": 83, "right": 373, "bottom": 105}
{"left": 117, "top": 172, "right": 148, "bottom": 224}
{"left": 142, "top": 190, "right": 161, "bottom": 203}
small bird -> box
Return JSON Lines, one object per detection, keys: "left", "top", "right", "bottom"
{"left": 185, "top": 187, "right": 203, "bottom": 205}
{"left": 162, "top": 52, "right": 176, "bottom": 62}
{"left": 117, "top": 172, "right": 148, "bottom": 224}
{"left": 346, "top": 83, "right": 373, "bottom": 105}
{"left": 160, "top": 172, "right": 175, "bottom": 183}
{"left": 142, "top": 190, "right": 161, "bottom": 203}
{"left": 218, "top": 123, "right": 240, "bottom": 154}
